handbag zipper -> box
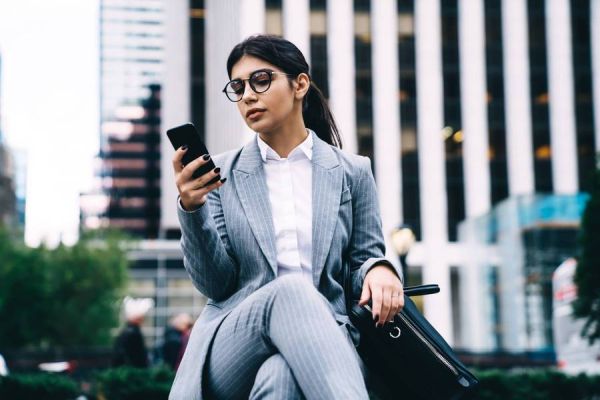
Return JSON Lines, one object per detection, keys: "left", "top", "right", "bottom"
{"left": 364, "top": 305, "right": 460, "bottom": 377}
{"left": 396, "top": 312, "right": 460, "bottom": 377}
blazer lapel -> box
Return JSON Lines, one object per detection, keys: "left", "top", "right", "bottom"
{"left": 232, "top": 138, "right": 278, "bottom": 276}
{"left": 311, "top": 135, "right": 343, "bottom": 287}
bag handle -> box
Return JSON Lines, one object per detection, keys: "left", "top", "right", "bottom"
{"left": 403, "top": 284, "right": 440, "bottom": 297}
{"left": 343, "top": 263, "right": 440, "bottom": 311}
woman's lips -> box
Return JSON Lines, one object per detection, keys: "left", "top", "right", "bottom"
{"left": 246, "top": 109, "right": 265, "bottom": 120}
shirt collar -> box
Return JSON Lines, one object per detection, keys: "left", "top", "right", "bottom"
{"left": 257, "top": 130, "right": 314, "bottom": 162}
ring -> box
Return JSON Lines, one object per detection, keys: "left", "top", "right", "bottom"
{"left": 391, "top": 294, "right": 400, "bottom": 298}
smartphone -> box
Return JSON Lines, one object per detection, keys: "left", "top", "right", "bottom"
{"left": 166, "top": 123, "right": 220, "bottom": 184}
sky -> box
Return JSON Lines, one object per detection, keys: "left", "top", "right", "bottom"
{"left": 0, "top": 0, "right": 99, "bottom": 246}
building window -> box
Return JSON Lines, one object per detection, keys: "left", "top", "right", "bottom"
{"left": 398, "top": 0, "right": 421, "bottom": 241}
{"left": 441, "top": 0, "right": 465, "bottom": 242}
{"left": 570, "top": 0, "right": 596, "bottom": 192}
{"left": 354, "top": 0, "right": 375, "bottom": 167}
{"left": 190, "top": 0, "right": 206, "bottom": 143}
{"left": 266, "top": 0, "right": 283, "bottom": 36}
{"left": 528, "top": 0, "right": 553, "bottom": 192}
{"left": 484, "top": 0, "right": 509, "bottom": 205}
{"left": 310, "top": 0, "right": 329, "bottom": 99}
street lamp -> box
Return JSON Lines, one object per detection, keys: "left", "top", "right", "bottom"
{"left": 391, "top": 224, "right": 416, "bottom": 285}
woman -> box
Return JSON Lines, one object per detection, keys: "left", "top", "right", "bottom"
{"left": 170, "top": 35, "right": 404, "bottom": 400}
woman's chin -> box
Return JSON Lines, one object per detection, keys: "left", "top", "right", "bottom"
{"left": 246, "top": 118, "right": 271, "bottom": 132}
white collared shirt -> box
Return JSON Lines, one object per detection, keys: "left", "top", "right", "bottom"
{"left": 257, "top": 131, "right": 313, "bottom": 282}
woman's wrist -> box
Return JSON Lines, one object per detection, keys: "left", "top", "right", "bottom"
{"left": 179, "top": 197, "right": 205, "bottom": 212}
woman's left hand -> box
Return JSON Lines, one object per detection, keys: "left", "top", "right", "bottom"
{"left": 359, "top": 265, "right": 404, "bottom": 327}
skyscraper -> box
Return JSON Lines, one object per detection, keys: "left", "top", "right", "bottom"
{"left": 82, "top": 0, "right": 165, "bottom": 238}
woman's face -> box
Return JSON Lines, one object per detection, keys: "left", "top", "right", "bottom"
{"left": 229, "top": 55, "right": 300, "bottom": 134}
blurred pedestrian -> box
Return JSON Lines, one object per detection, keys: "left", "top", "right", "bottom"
{"left": 175, "top": 319, "right": 192, "bottom": 372}
{"left": 112, "top": 296, "right": 154, "bottom": 368}
{"left": 161, "top": 312, "right": 193, "bottom": 370}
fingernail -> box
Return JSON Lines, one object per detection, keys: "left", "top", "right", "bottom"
{"left": 220, "top": 177, "right": 227, "bottom": 183}
{"left": 203, "top": 154, "right": 210, "bottom": 160}
{"left": 373, "top": 314, "right": 379, "bottom": 321}
{"left": 181, "top": 145, "right": 188, "bottom": 150}
{"left": 214, "top": 167, "right": 221, "bottom": 174}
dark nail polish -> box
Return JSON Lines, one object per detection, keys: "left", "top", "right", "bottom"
{"left": 203, "top": 154, "right": 210, "bottom": 160}
{"left": 181, "top": 145, "right": 188, "bottom": 150}
{"left": 214, "top": 167, "right": 221, "bottom": 174}
{"left": 373, "top": 314, "right": 379, "bottom": 321}
{"left": 220, "top": 177, "right": 227, "bottom": 183}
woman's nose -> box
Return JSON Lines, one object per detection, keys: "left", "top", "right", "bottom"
{"left": 241, "top": 81, "right": 257, "bottom": 102}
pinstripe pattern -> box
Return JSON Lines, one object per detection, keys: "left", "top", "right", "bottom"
{"left": 249, "top": 354, "right": 304, "bottom": 400}
{"left": 169, "top": 132, "right": 401, "bottom": 400}
{"left": 205, "top": 275, "right": 367, "bottom": 399}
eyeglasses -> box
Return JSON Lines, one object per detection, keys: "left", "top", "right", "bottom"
{"left": 222, "top": 69, "right": 296, "bottom": 102}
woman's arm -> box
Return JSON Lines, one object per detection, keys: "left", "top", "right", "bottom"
{"left": 347, "top": 156, "right": 403, "bottom": 321}
{"left": 173, "top": 148, "right": 238, "bottom": 301}
{"left": 178, "top": 188, "right": 239, "bottom": 301}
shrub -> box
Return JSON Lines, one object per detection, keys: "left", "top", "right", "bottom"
{"left": 95, "top": 366, "right": 175, "bottom": 400}
{"left": 1, "top": 367, "right": 599, "bottom": 399}
{"left": 465, "top": 369, "right": 600, "bottom": 400}
{"left": 0, "top": 373, "right": 79, "bottom": 400}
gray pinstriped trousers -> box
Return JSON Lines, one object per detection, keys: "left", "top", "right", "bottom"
{"left": 204, "top": 274, "right": 369, "bottom": 400}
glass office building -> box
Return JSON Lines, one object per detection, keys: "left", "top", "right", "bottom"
{"left": 152, "top": 0, "right": 598, "bottom": 352}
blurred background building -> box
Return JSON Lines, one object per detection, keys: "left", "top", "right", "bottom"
{"left": 78, "top": 0, "right": 196, "bottom": 347}
{"left": 80, "top": 0, "right": 599, "bottom": 357}
{"left": 81, "top": 0, "right": 164, "bottom": 238}
{"left": 0, "top": 53, "right": 20, "bottom": 231}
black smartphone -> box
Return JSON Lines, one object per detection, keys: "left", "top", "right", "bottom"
{"left": 166, "top": 123, "right": 220, "bottom": 184}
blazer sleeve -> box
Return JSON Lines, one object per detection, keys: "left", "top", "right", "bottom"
{"left": 348, "top": 156, "right": 403, "bottom": 300}
{"left": 177, "top": 186, "right": 239, "bottom": 301}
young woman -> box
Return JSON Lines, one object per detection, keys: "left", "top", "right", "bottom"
{"left": 170, "top": 35, "right": 404, "bottom": 400}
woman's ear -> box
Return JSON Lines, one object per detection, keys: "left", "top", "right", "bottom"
{"left": 294, "top": 73, "right": 310, "bottom": 100}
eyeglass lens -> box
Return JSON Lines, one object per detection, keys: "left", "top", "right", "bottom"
{"left": 225, "top": 70, "right": 272, "bottom": 101}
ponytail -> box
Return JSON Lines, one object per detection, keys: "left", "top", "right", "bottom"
{"left": 303, "top": 81, "right": 342, "bottom": 148}
{"left": 227, "top": 34, "right": 343, "bottom": 148}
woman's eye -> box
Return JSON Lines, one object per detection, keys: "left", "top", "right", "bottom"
{"left": 230, "top": 82, "right": 243, "bottom": 93}
{"left": 252, "top": 72, "right": 270, "bottom": 82}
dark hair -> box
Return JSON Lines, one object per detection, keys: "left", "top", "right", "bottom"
{"left": 226, "top": 35, "right": 342, "bottom": 148}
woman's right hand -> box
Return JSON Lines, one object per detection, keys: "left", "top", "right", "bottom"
{"left": 172, "top": 147, "right": 226, "bottom": 211}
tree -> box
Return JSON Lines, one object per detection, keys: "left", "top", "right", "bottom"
{"left": 0, "top": 227, "right": 130, "bottom": 349}
{"left": 0, "top": 229, "right": 50, "bottom": 348}
{"left": 573, "top": 164, "right": 600, "bottom": 344}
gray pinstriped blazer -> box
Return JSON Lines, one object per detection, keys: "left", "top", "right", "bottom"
{"left": 169, "top": 131, "right": 401, "bottom": 400}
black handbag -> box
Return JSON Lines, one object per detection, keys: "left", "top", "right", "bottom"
{"left": 345, "top": 277, "right": 479, "bottom": 400}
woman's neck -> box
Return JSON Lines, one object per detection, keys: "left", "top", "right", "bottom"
{"left": 258, "top": 114, "right": 308, "bottom": 158}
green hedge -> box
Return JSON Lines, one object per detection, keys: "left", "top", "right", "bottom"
{"left": 95, "top": 366, "right": 175, "bottom": 400}
{"left": 1, "top": 368, "right": 599, "bottom": 399}
{"left": 465, "top": 369, "right": 600, "bottom": 400}
{"left": 0, "top": 373, "right": 79, "bottom": 400}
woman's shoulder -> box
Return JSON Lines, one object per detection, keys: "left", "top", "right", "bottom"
{"left": 329, "top": 146, "right": 372, "bottom": 178}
